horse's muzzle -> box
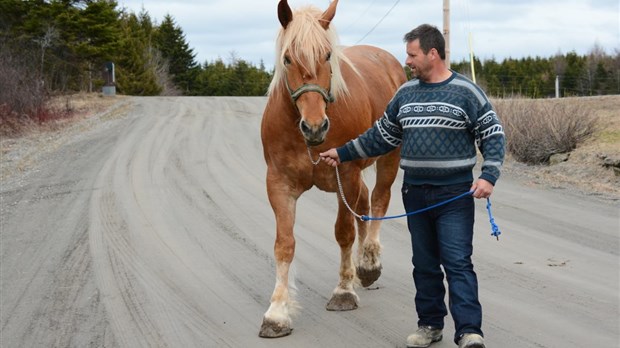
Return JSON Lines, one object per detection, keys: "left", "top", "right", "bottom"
{"left": 300, "top": 118, "right": 330, "bottom": 146}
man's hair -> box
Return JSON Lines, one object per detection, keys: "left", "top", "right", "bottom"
{"left": 403, "top": 24, "right": 446, "bottom": 60}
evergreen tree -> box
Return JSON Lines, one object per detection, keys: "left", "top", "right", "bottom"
{"left": 154, "top": 14, "right": 198, "bottom": 94}
{"left": 563, "top": 52, "right": 587, "bottom": 96}
{"left": 115, "top": 12, "right": 161, "bottom": 95}
{"left": 73, "top": 0, "right": 121, "bottom": 91}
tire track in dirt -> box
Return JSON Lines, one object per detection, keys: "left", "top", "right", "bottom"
{"left": 88, "top": 100, "right": 238, "bottom": 347}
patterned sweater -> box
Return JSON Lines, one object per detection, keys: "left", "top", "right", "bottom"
{"left": 337, "top": 71, "right": 505, "bottom": 186}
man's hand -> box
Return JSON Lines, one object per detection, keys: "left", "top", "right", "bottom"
{"left": 470, "top": 179, "right": 494, "bottom": 199}
{"left": 319, "top": 148, "right": 340, "bottom": 167}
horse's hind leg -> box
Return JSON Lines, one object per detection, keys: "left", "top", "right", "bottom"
{"left": 357, "top": 149, "right": 400, "bottom": 287}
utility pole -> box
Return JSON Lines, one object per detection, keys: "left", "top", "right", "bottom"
{"left": 443, "top": 0, "right": 450, "bottom": 68}
{"left": 469, "top": 32, "right": 476, "bottom": 83}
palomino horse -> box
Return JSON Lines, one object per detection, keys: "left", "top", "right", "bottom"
{"left": 259, "top": 0, "right": 406, "bottom": 337}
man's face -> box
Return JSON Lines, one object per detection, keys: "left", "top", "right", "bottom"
{"left": 405, "top": 39, "right": 430, "bottom": 81}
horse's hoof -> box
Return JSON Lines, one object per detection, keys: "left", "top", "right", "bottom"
{"left": 357, "top": 265, "right": 382, "bottom": 287}
{"left": 258, "top": 318, "right": 292, "bottom": 338}
{"left": 326, "top": 292, "right": 359, "bottom": 311}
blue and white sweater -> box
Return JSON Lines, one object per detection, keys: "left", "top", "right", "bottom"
{"left": 337, "top": 71, "right": 505, "bottom": 186}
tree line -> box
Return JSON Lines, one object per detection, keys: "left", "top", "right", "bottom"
{"left": 451, "top": 46, "right": 619, "bottom": 98}
{"left": 0, "top": 0, "right": 271, "bottom": 98}
{"left": 1, "top": 0, "right": 618, "bottom": 108}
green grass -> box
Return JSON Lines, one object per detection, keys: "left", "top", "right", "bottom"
{"left": 598, "top": 130, "right": 620, "bottom": 144}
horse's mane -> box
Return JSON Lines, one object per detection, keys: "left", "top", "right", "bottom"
{"left": 268, "top": 5, "right": 357, "bottom": 100}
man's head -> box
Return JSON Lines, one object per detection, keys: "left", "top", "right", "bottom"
{"left": 403, "top": 24, "right": 447, "bottom": 81}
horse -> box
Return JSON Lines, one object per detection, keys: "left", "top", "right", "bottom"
{"left": 259, "top": 0, "right": 407, "bottom": 337}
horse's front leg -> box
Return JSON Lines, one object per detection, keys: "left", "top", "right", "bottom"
{"left": 326, "top": 175, "right": 364, "bottom": 311}
{"left": 358, "top": 150, "right": 400, "bottom": 287}
{"left": 259, "top": 177, "right": 300, "bottom": 338}
{"left": 354, "top": 180, "right": 383, "bottom": 288}
{"left": 339, "top": 167, "right": 382, "bottom": 288}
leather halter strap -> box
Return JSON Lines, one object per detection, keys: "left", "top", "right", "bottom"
{"left": 288, "top": 83, "right": 334, "bottom": 104}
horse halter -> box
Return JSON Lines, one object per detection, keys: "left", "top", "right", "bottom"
{"left": 284, "top": 67, "right": 335, "bottom": 105}
{"left": 287, "top": 82, "right": 335, "bottom": 104}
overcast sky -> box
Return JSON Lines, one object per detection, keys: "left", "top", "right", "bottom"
{"left": 117, "top": 0, "right": 619, "bottom": 70}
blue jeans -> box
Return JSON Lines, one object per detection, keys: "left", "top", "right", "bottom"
{"left": 401, "top": 182, "right": 483, "bottom": 343}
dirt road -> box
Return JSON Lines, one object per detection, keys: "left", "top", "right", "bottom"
{"left": 1, "top": 97, "right": 618, "bottom": 347}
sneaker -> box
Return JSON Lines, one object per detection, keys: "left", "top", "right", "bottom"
{"left": 458, "top": 333, "right": 485, "bottom": 348}
{"left": 406, "top": 326, "right": 443, "bottom": 348}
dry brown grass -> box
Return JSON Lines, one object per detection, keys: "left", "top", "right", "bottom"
{"left": 0, "top": 93, "right": 126, "bottom": 182}
{"left": 0, "top": 92, "right": 122, "bottom": 137}
{"left": 57, "top": 93, "right": 120, "bottom": 117}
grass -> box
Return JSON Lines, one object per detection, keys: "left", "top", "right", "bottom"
{"left": 599, "top": 130, "right": 620, "bottom": 143}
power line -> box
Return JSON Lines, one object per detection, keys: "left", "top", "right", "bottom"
{"left": 355, "top": 0, "right": 401, "bottom": 45}
{"left": 342, "top": 0, "right": 378, "bottom": 32}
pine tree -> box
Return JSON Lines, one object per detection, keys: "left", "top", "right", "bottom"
{"left": 115, "top": 12, "right": 161, "bottom": 95}
{"left": 73, "top": 0, "right": 121, "bottom": 92}
{"left": 154, "top": 14, "right": 198, "bottom": 94}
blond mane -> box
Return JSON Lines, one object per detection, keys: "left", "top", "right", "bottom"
{"left": 268, "top": 5, "right": 357, "bottom": 100}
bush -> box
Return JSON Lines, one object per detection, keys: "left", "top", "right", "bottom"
{"left": 0, "top": 42, "right": 47, "bottom": 135}
{"left": 0, "top": 42, "right": 77, "bottom": 136}
{"left": 495, "top": 98, "right": 599, "bottom": 164}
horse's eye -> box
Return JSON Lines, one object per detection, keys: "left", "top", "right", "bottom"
{"left": 284, "top": 56, "right": 291, "bottom": 65}
{"left": 326, "top": 52, "right": 332, "bottom": 61}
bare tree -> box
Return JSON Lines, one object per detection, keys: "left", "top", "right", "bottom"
{"left": 33, "top": 26, "right": 58, "bottom": 89}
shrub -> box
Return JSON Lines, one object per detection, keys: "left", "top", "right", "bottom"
{"left": 495, "top": 98, "right": 599, "bottom": 164}
{"left": 0, "top": 43, "right": 76, "bottom": 136}
{"left": 0, "top": 42, "right": 46, "bottom": 135}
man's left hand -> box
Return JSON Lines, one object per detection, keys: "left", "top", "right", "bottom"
{"left": 470, "top": 179, "right": 494, "bottom": 199}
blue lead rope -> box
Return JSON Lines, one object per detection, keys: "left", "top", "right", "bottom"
{"left": 331, "top": 165, "right": 501, "bottom": 240}
{"left": 360, "top": 190, "right": 502, "bottom": 240}
{"left": 361, "top": 190, "right": 474, "bottom": 221}
{"left": 486, "top": 198, "right": 501, "bottom": 240}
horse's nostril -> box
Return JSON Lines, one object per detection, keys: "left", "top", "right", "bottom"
{"left": 321, "top": 119, "right": 330, "bottom": 132}
{"left": 300, "top": 121, "right": 311, "bottom": 134}
{"left": 300, "top": 119, "right": 329, "bottom": 136}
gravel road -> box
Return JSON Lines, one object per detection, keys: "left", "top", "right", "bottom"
{"left": 1, "top": 97, "right": 618, "bottom": 347}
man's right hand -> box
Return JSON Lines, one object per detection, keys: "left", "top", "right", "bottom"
{"left": 319, "top": 148, "right": 340, "bottom": 167}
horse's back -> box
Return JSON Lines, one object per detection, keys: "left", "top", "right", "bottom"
{"left": 344, "top": 45, "right": 405, "bottom": 84}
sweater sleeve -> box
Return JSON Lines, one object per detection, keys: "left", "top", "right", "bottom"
{"left": 476, "top": 102, "right": 506, "bottom": 185}
{"left": 337, "top": 98, "right": 403, "bottom": 163}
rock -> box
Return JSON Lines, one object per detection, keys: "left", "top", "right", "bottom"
{"left": 599, "top": 155, "right": 620, "bottom": 176}
{"left": 602, "top": 157, "right": 620, "bottom": 168}
{"left": 549, "top": 153, "right": 570, "bottom": 165}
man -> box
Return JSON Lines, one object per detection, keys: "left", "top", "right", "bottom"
{"left": 320, "top": 24, "right": 505, "bottom": 348}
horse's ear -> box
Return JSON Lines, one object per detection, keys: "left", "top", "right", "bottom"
{"left": 319, "top": 0, "right": 338, "bottom": 29}
{"left": 278, "top": 0, "right": 293, "bottom": 29}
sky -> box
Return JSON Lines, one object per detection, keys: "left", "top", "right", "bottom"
{"left": 117, "top": 0, "right": 619, "bottom": 70}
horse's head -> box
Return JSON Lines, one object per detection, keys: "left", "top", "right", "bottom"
{"left": 275, "top": 0, "right": 340, "bottom": 146}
